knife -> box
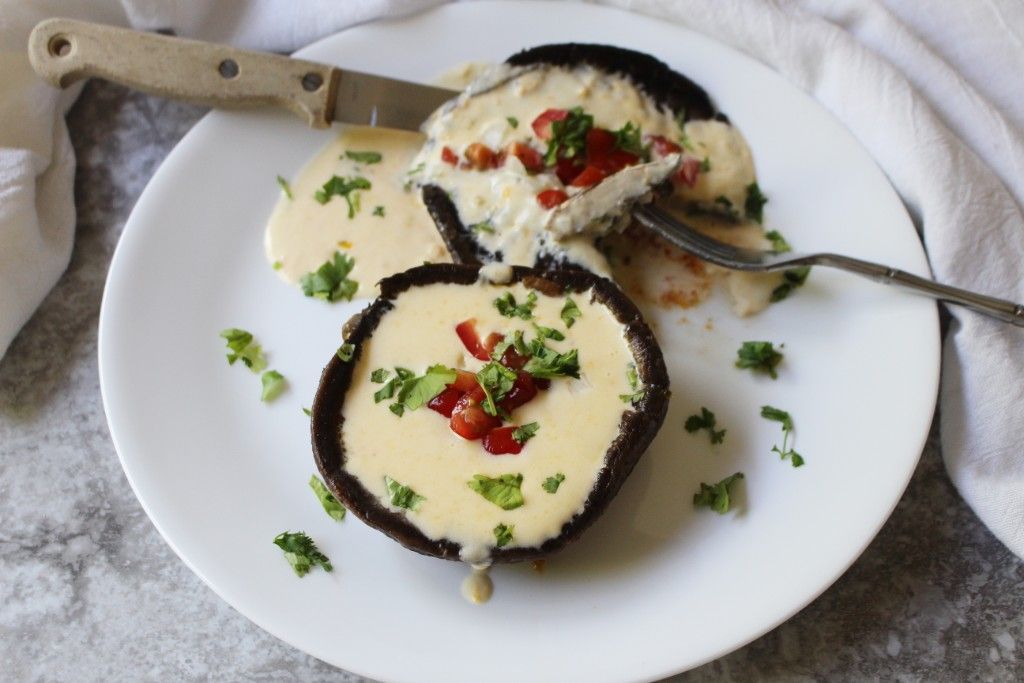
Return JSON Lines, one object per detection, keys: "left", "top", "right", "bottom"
{"left": 27, "top": 18, "right": 456, "bottom": 131}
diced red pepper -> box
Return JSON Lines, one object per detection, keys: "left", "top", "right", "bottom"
{"left": 428, "top": 387, "right": 463, "bottom": 418}
{"left": 555, "top": 157, "right": 584, "bottom": 185}
{"left": 498, "top": 372, "right": 538, "bottom": 412}
{"left": 499, "top": 345, "right": 530, "bottom": 371}
{"left": 585, "top": 128, "right": 617, "bottom": 160}
{"left": 441, "top": 146, "right": 458, "bottom": 166}
{"left": 450, "top": 391, "right": 501, "bottom": 440}
{"left": 483, "top": 426, "right": 524, "bottom": 455}
{"left": 506, "top": 142, "right": 544, "bottom": 173}
{"left": 455, "top": 319, "right": 491, "bottom": 361}
{"left": 675, "top": 157, "right": 702, "bottom": 187}
{"left": 464, "top": 142, "right": 498, "bottom": 170}
{"left": 450, "top": 369, "right": 479, "bottom": 393}
{"left": 649, "top": 134, "right": 682, "bottom": 156}
{"left": 569, "top": 164, "right": 606, "bottom": 188}
{"left": 536, "top": 188, "right": 569, "bottom": 209}
{"left": 531, "top": 108, "right": 569, "bottom": 140}
{"left": 594, "top": 149, "right": 640, "bottom": 175}
{"left": 483, "top": 332, "right": 504, "bottom": 356}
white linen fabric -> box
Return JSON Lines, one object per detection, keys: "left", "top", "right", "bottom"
{"left": 1, "top": 0, "right": 1021, "bottom": 557}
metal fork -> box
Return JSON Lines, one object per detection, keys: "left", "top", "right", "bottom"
{"left": 631, "top": 204, "right": 1024, "bottom": 326}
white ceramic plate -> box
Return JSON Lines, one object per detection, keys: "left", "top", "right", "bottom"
{"left": 99, "top": 2, "right": 939, "bottom": 681}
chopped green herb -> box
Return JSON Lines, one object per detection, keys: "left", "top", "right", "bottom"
{"left": 544, "top": 106, "right": 593, "bottom": 166}
{"left": 344, "top": 150, "right": 382, "bottom": 164}
{"left": 468, "top": 473, "right": 524, "bottom": 510}
{"left": 300, "top": 251, "right": 358, "bottom": 302}
{"left": 302, "top": 407, "right": 312, "bottom": 416}
{"left": 384, "top": 475, "right": 425, "bottom": 510}
{"left": 276, "top": 175, "right": 293, "bottom": 200}
{"left": 685, "top": 406, "right": 726, "bottom": 444}
{"left": 714, "top": 195, "right": 733, "bottom": 209}
{"left": 770, "top": 267, "right": 812, "bottom": 303}
{"left": 494, "top": 291, "right": 537, "bottom": 320}
{"left": 471, "top": 220, "right": 495, "bottom": 234}
{"left": 219, "top": 328, "right": 267, "bottom": 373}
{"left": 374, "top": 377, "right": 399, "bottom": 403}
{"left": 533, "top": 324, "right": 565, "bottom": 341}
{"left": 619, "top": 363, "right": 644, "bottom": 405}
{"left": 511, "top": 422, "right": 539, "bottom": 444}
{"left": 765, "top": 230, "right": 791, "bottom": 254}
{"left": 560, "top": 298, "right": 581, "bottom": 328}
{"left": 272, "top": 260, "right": 283, "bottom": 271}
{"left": 735, "top": 341, "right": 784, "bottom": 379}
{"left": 760, "top": 405, "right": 804, "bottom": 467}
{"left": 744, "top": 182, "right": 768, "bottom": 223}
{"left": 273, "top": 531, "right": 332, "bottom": 576}
{"left": 396, "top": 364, "right": 457, "bottom": 411}
{"left": 336, "top": 343, "right": 355, "bottom": 362}
{"left": 260, "top": 370, "right": 286, "bottom": 402}
{"left": 523, "top": 342, "right": 580, "bottom": 380}
{"left": 370, "top": 368, "right": 390, "bottom": 383}
{"left": 613, "top": 121, "right": 649, "bottom": 159}
{"left": 373, "top": 205, "right": 385, "bottom": 217}
{"left": 693, "top": 472, "right": 744, "bottom": 514}
{"left": 506, "top": 116, "right": 519, "bottom": 128}
{"left": 477, "top": 361, "right": 517, "bottom": 417}
{"left": 389, "top": 403, "right": 405, "bottom": 417}
{"left": 542, "top": 473, "right": 566, "bottom": 494}
{"left": 313, "top": 175, "right": 372, "bottom": 218}
{"left": 494, "top": 523, "right": 514, "bottom": 547}
{"left": 309, "top": 475, "right": 346, "bottom": 521}
{"left": 700, "top": 156, "right": 711, "bottom": 173}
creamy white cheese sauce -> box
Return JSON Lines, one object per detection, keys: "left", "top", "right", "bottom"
{"left": 341, "top": 282, "right": 635, "bottom": 561}
{"left": 265, "top": 126, "right": 449, "bottom": 295}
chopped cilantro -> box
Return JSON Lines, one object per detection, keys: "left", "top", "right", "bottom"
{"left": 373, "top": 205, "right": 385, "bottom": 217}
{"left": 219, "top": 328, "right": 267, "bottom": 373}
{"left": 506, "top": 116, "right": 519, "bottom": 128}
{"left": 494, "top": 523, "right": 514, "bottom": 547}
{"left": 309, "top": 475, "right": 346, "bottom": 521}
{"left": 761, "top": 405, "right": 804, "bottom": 467}
{"left": 313, "top": 175, "right": 372, "bottom": 218}
{"left": 468, "top": 473, "right": 524, "bottom": 510}
{"left": 533, "top": 324, "right": 565, "bottom": 341}
{"left": 300, "top": 251, "right": 358, "bottom": 302}
{"left": 685, "top": 407, "right": 726, "bottom": 444}
{"left": 370, "top": 368, "right": 390, "bottom": 383}
{"left": 276, "top": 175, "right": 293, "bottom": 200}
{"left": 477, "top": 361, "right": 517, "bottom": 417}
{"left": 619, "top": 363, "right": 644, "bottom": 405}
{"left": 700, "top": 156, "right": 711, "bottom": 172}
{"left": 273, "top": 531, "right": 332, "bottom": 576}
{"left": 560, "top": 298, "right": 581, "bottom": 328}
{"left": 374, "top": 377, "right": 398, "bottom": 403}
{"left": 302, "top": 407, "right": 312, "bottom": 416}
{"left": 765, "top": 230, "right": 791, "bottom": 254}
{"left": 693, "top": 472, "right": 744, "bottom": 514}
{"left": 260, "top": 370, "right": 286, "bottom": 401}
{"left": 396, "top": 365, "right": 457, "bottom": 411}
{"left": 542, "top": 473, "right": 565, "bottom": 494}
{"left": 336, "top": 343, "right": 355, "bottom": 362}
{"left": 511, "top": 422, "right": 539, "bottom": 444}
{"left": 744, "top": 182, "right": 768, "bottom": 223}
{"left": 523, "top": 342, "right": 580, "bottom": 380}
{"left": 714, "top": 195, "right": 733, "bottom": 209}
{"left": 494, "top": 291, "right": 537, "bottom": 320}
{"left": 544, "top": 106, "right": 593, "bottom": 166}
{"left": 613, "top": 121, "right": 649, "bottom": 159}
{"left": 471, "top": 220, "right": 495, "bottom": 234}
{"left": 389, "top": 403, "right": 405, "bottom": 417}
{"left": 735, "top": 341, "right": 784, "bottom": 379}
{"left": 770, "top": 267, "right": 812, "bottom": 303}
{"left": 385, "top": 475, "right": 425, "bottom": 510}
{"left": 344, "top": 150, "right": 382, "bottom": 164}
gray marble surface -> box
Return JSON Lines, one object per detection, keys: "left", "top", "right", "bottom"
{"left": 1, "top": 81, "right": 1022, "bottom": 682}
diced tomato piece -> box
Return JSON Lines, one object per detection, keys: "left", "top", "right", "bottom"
{"left": 536, "top": 188, "right": 569, "bottom": 209}
{"left": 555, "top": 158, "right": 584, "bottom": 185}
{"left": 464, "top": 142, "right": 498, "bottom": 170}
{"left": 500, "top": 345, "right": 529, "bottom": 370}
{"left": 450, "top": 393, "right": 501, "bottom": 440}
{"left": 569, "top": 164, "right": 606, "bottom": 188}
{"left": 675, "top": 157, "right": 702, "bottom": 187}
{"left": 585, "top": 128, "right": 617, "bottom": 160}
{"left": 484, "top": 332, "right": 505, "bottom": 356}
{"left": 483, "top": 426, "right": 524, "bottom": 455}
{"left": 498, "top": 372, "right": 538, "bottom": 412}
{"left": 531, "top": 108, "right": 569, "bottom": 140}
{"left": 428, "top": 387, "right": 463, "bottom": 418}
{"left": 450, "top": 369, "right": 479, "bottom": 393}
{"left": 441, "top": 146, "right": 458, "bottom": 166}
{"left": 594, "top": 149, "right": 640, "bottom": 175}
{"left": 506, "top": 142, "right": 544, "bottom": 173}
{"left": 649, "top": 134, "right": 682, "bottom": 156}
{"left": 455, "top": 319, "right": 490, "bottom": 361}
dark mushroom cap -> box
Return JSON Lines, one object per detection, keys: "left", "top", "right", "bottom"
{"left": 422, "top": 43, "right": 720, "bottom": 267}
{"left": 311, "top": 264, "right": 670, "bottom": 563}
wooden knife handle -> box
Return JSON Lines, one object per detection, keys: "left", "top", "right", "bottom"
{"left": 27, "top": 18, "right": 338, "bottom": 128}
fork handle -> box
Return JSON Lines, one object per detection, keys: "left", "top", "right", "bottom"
{"left": 818, "top": 254, "right": 1024, "bottom": 326}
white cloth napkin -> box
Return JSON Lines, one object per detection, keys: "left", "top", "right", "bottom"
{"left": 2, "top": 0, "right": 1022, "bottom": 558}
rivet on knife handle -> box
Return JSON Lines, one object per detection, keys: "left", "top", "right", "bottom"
{"left": 27, "top": 17, "right": 339, "bottom": 128}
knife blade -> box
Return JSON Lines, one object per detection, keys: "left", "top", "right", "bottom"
{"left": 28, "top": 17, "right": 458, "bottom": 131}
